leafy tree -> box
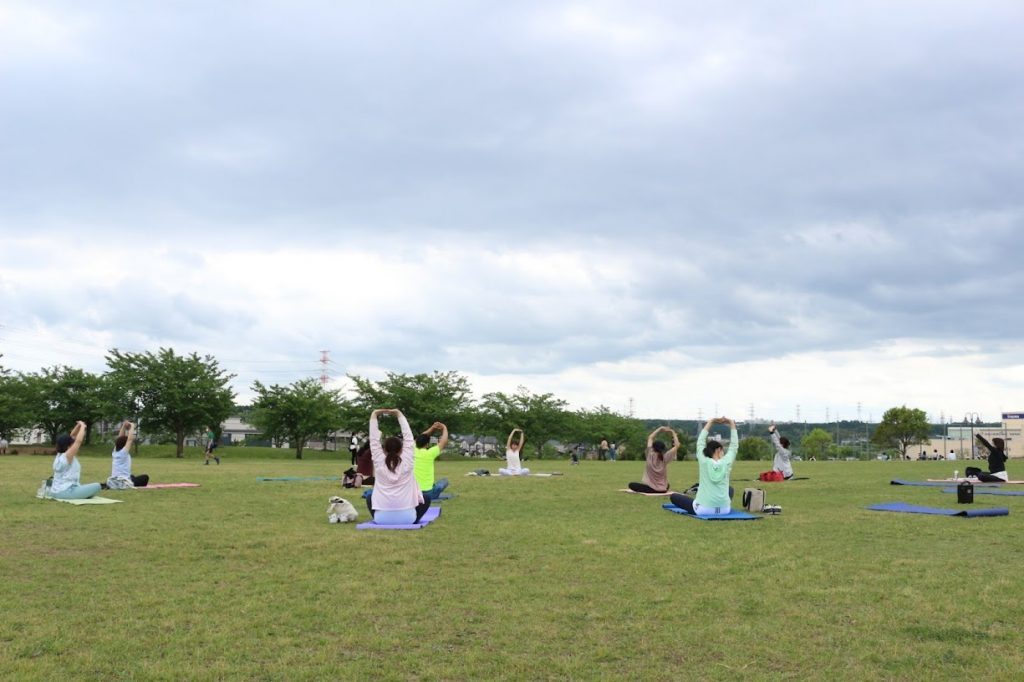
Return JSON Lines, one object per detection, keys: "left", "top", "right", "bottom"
{"left": 21, "top": 366, "right": 108, "bottom": 444}
{"left": 568, "top": 407, "right": 667, "bottom": 461}
{"left": 476, "top": 386, "right": 570, "bottom": 458}
{"left": 737, "top": 436, "right": 772, "bottom": 461}
{"left": 106, "top": 348, "right": 236, "bottom": 457}
{"left": 0, "top": 366, "right": 32, "bottom": 441}
{"left": 871, "top": 405, "right": 930, "bottom": 459}
{"left": 800, "top": 428, "right": 833, "bottom": 460}
{"left": 249, "top": 378, "right": 346, "bottom": 459}
{"left": 346, "top": 371, "right": 475, "bottom": 435}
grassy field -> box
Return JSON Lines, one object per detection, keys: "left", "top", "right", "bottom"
{"left": 2, "top": 451, "right": 1023, "bottom": 681}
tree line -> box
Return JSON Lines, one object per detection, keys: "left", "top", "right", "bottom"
{"left": 0, "top": 351, "right": 935, "bottom": 461}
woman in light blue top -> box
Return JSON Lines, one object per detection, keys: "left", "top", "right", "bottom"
{"left": 669, "top": 417, "right": 738, "bottom": 516}
{"left": 50, "top": 420, "right": 102, "bottom": 500}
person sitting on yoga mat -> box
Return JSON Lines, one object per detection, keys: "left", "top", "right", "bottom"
{"left": 414, "top": 421, "right": 450, "bottom": 500}
{"left": 627, "top": 426, "right": 680, "bottom": 493}
{"left": 353, "top": 441, "right": 375, "bottom": 486}
{"left": 50, "top": 421, "right": 103, "bottom": 500}
{"left": 669, "top": 417, "right": 738, "bottom": 516}
{"left": 968, "top": 435, "right": 1008, "bottom": 482}
{"left": 499, "top": 428, "right": 530, "bottom": 476}
{"left": 768, "top": 422, "right": 794, "bottom": 480}
{"left": 366, "top": 408, "right": 430, "bottom": 525}
{"left": 107, "top": 420, "right": 149, "bottom": 489}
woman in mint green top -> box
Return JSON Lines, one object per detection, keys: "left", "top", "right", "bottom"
{"left": 669, "top": 417, "right": 738, "bottom": 516}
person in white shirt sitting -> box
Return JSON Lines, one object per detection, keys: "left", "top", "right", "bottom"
{"left": 107, "top": 420, "right": 149, "bottom": 489}
{"left": 499, "top": 429, "right": 530, "bottom": 476}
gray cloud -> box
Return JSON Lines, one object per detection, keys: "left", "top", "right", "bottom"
{"left": 2, "top": 1, "right": 1023, "bottom": 414}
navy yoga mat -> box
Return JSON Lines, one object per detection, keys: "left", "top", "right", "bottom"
{"left": 356, "top": 506, "right": 442, "bottom": 530}
{"left": 662, "top": 503, "right": 761, "bottom": 520}
{"left": 941, "top": 488, "right": 1024, "bottom": 496}
{"left": 866, "top": 502, "right": 1008, "bottom": 517}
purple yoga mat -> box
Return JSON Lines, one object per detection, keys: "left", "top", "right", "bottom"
{"left": 356, "top": 506, "right": 442, "bottom": 530}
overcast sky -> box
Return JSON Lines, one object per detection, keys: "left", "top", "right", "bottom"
{"left": 1, "top": 0, "right": 1022, "bottom": 423}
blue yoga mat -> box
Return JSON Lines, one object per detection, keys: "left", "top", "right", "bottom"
{"left": 890, "top": 479, "right": 1001, "bottom": 487}
{"left": 356, "top": 506, "right": 442, "bottom": 530}
{"left": 941, "top": 488, "right": 1024, "bottom": 496}
{"left": 661, "top": 504, "right": 761, "bottom": 520}
{"left": 866, "top": 502, "right": 1008, "bottom": 517}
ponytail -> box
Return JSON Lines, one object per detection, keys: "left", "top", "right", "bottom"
{"left": 384, "top": 436, "right": 403, "bottom": 472}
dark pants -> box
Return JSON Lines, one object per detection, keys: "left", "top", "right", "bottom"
{"left": 364, "top": 494, "right": 431, "bottom": 524}
{"left": 628, "top": 482, "right": 667, "bottom": 494}
{"left": 131, "top": 474, "right": 149, "bottom": 487}
{"left": 966, "top": 467, "right": 1004, "bottom": 483}
{"left": 669, "top": 487, "right": 734, "bottom": 513}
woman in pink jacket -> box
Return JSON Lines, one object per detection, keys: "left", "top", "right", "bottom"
{"left": 365, "top": 408, "right": 431, "bottom": 525}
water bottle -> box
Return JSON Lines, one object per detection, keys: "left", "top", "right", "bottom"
{"left": 953, "top": 469, "right": 959, "bottom": 482}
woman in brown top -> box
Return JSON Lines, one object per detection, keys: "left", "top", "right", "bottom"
{"left": 627, "top": 426, "right": 681, "bottom": 493}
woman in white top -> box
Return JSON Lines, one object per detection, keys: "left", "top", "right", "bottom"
{"left": 50, "top": 421, "right": 102, "bottom": 500}
{"left": 365, "top": 408, "right": 430, "bottom": 525}
{"left": 499, "top": 428, "right": 530, "bottom": 476}
{"left": 107, "top": 420, "right": 149, "bottom": 489}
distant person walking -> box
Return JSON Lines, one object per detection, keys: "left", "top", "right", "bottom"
{"left": 598, "top": 439, "right": 608, "bottom": 461}
{"left": 366, "top": 408, "right": 430, "bottom": 525}
{"left": 499, "top": 429, "right": 530, "bottom": 476}
{"left": 768, "top": 422, "right": 794, "bottom": 480}
{"left": 107, "top": 420, "right": 149, "bottom": 489}
{"left": 607, "top": 441, "right": 618, "bottom": 462}
{"left": 414, "top": 421, "right": 450, "bottom": 500}
{"left": 204, "top": 429, "right": 220, "bottom": 465}
{"left": 627, "top": 426, "right": 680, "bottom": 493}
{"left": 0, "top": 436, "right": 8, "bottom": 454}
{"left": 50, "top": 421, "right": 102, "bottom": 500}
{"left": 669, "top": 417, "right": 738, "bottom": 516}
{"left": 967, "top": 435, "right": 1008, "bottom": 482}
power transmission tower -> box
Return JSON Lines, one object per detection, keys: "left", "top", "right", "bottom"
{"left": 319, "top": 350, "right": 331, "bottom": 386}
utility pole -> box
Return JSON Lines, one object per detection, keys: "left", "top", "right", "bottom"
{"left": 628, "top": 397, "right": 635, "bottom": 418}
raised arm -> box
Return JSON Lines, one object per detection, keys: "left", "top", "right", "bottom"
{"left": 396, "top": 410, "right": 414, "bottom": 462}
{"left": 124, "top": 421, "right": 137, "bottom": 450}
{"left": 507, "top": 429, "right": 521, "bottom": 450}
{"left": 695, "top": 419, "right": 714, "bottom": 458}
{"left": 975, "top": 434, "right": 995, "bottom": 454}
{"left": 724, "top": 418, "right": 739, "bottom": 463}
{"left": 65, "top": 421, "right": 87, "bottom": 460}
{"left": 769, "top": 423, "right": 784, "bottom": 452}
{"left": 436, "top": 422, "right": 449, "bottom": 451}
{"left": 368, "top": 410, "right": 384, "bottom": 459}
{"left": 664, "top": 428, "right": 681, "bottom": 458}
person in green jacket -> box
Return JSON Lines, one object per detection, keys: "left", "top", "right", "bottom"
{"left": 669, "top": 416, "right": 738, "bottom": 516}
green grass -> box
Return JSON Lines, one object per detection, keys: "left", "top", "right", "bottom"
{"left": 2, "top": 454, "right": 1023, "bottom": 681}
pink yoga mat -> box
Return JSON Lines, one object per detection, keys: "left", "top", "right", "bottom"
{"left": 136, "top": 483, "right": 201, "bottom": 489}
